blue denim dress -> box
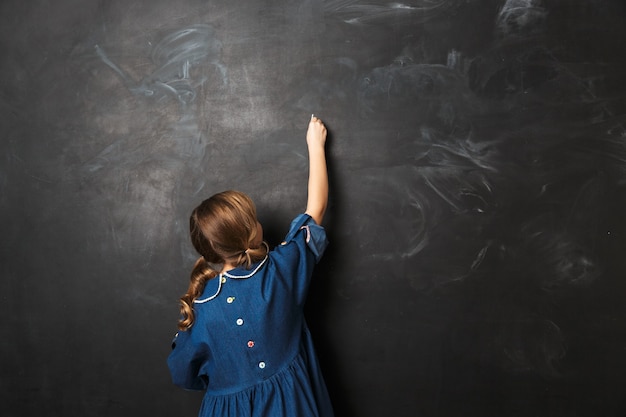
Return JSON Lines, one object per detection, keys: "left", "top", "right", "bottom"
{"left": 167, "top": 214, "right": 334, "bottom": 417}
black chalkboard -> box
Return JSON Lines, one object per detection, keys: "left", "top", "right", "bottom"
{"left": 2, "top": 1, "right": 626, "bottom": 416}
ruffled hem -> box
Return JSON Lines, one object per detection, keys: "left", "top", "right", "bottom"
{"left": 199, "top": 351, "right": 325, "bottom": 417}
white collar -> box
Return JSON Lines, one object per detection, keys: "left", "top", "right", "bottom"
{"left": 194, "top": 255, "right": 268, "bottom": 304}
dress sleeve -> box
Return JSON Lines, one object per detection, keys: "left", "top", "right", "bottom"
{"left": 282, "top": 213, "right": 328, "bottom": 262}
{"left": 167, "top": 330, "right": 209, "bottom": 391}
{"left": 267, "top": 214, "right": 329, "bottom": 306}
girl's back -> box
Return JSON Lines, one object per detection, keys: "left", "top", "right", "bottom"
{"left": 167, "top": 116, "right": 333, "bottom": 416}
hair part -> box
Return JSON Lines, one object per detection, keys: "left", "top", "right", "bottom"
{"left": 178, "top": 191, "right": 268, "bottom": 330}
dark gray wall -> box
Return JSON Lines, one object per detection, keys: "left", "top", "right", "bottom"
{"left": 2, "top": 1, "right": 626, "bottom": 416}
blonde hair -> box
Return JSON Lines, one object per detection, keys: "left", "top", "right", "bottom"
{"left": 178, "top": 190, "right": 268, "bottom": 330}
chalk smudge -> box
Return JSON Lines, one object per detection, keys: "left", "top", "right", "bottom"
{"left": 497, "top": 0, "right": 548, "bottom": 37}
{"left": 96, "top": 24, "right": 226, "bottom": 106}
{"left": 324, "top": 0, "right": 455, "bottom": 25}
{"left": 86, "top": 25, "right": 229, "bottom": 258}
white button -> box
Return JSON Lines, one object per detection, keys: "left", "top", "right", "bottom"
{"left": 236, "top": 318, "right": 244, "bottom": 326}
{"left": 221, "top": 277, "right": 227, "bottom": 283}
{"left": 227, "top": 297, "right": 235, "bottom": 303}
{"left": 258, "top": 361, "right": 266, "bottom": 369}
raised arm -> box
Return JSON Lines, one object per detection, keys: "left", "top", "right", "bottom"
{"left": 304, "top": 115, "right": 328, "bottom": 225}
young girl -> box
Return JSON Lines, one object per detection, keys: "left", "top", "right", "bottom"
{"left": 167, "top": 116, "right": 334, "bottom": 417}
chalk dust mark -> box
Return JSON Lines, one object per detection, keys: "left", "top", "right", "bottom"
{"left": 497, "top": 0, "right": 548, "bottom": 37}
{"left": 323, "top": 0, "right": 454, "bottom": 25}
{"left": 470, "top": 243, "right": 490, "bottom": 270}
{"left": 446, "top": 49, "right": 463, "bottom": 71}
{"left": 369, "top": 189, "right": 431, "bottom": 261}
{"left": 95, "top": 24, "right": 227, "bottom": 106}
{"left": 94, "top": 45, "right": 132, "bottom": 85}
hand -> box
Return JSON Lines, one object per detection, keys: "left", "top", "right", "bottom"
{"left": 307, "top": 115, "right": 327, "bottom": 148}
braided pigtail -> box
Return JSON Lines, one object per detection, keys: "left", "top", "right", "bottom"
{"left": 178, "top": 256, "right": 219, "bottom": 330}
